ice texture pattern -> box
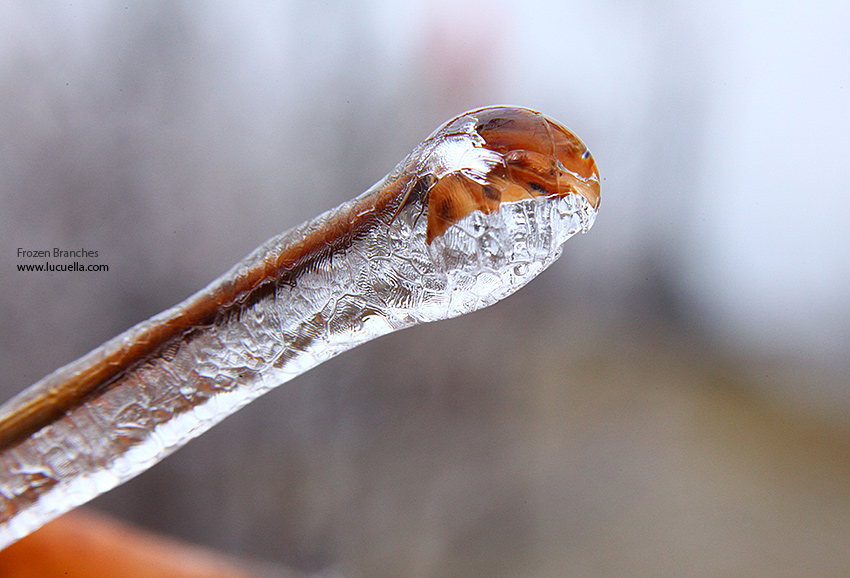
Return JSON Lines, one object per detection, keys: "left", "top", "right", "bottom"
{"left": 0, "top": 106, "right": 599, "bottom": 548}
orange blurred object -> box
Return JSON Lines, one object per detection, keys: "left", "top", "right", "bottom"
{"left": 0, "top": 509, "right": 257, "bottom": 578}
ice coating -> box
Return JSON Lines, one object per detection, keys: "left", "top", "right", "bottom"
{"left": 391, "top": 106, "right": 600, "bottom": 242}
{"left": 0, "top": 106, "right": 599, "bottom": 548}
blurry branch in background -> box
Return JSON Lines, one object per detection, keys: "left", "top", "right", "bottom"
{"left": 0, "top": 509, "right": 335, "bottom": 578}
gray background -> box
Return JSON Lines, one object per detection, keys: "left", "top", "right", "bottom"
{"left": 2, "top": 2, "right": 849, "bottom": 576}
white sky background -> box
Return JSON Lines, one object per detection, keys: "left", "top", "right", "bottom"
{"left": 683, "top": 3, "right": 850, "bottom": 360}
{"left": 1, "top": 1, "right": 848, "bottom": 388}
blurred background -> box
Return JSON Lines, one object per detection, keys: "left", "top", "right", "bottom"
{"left": 1, "top": 1, "right": 849, "bottom": 576}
